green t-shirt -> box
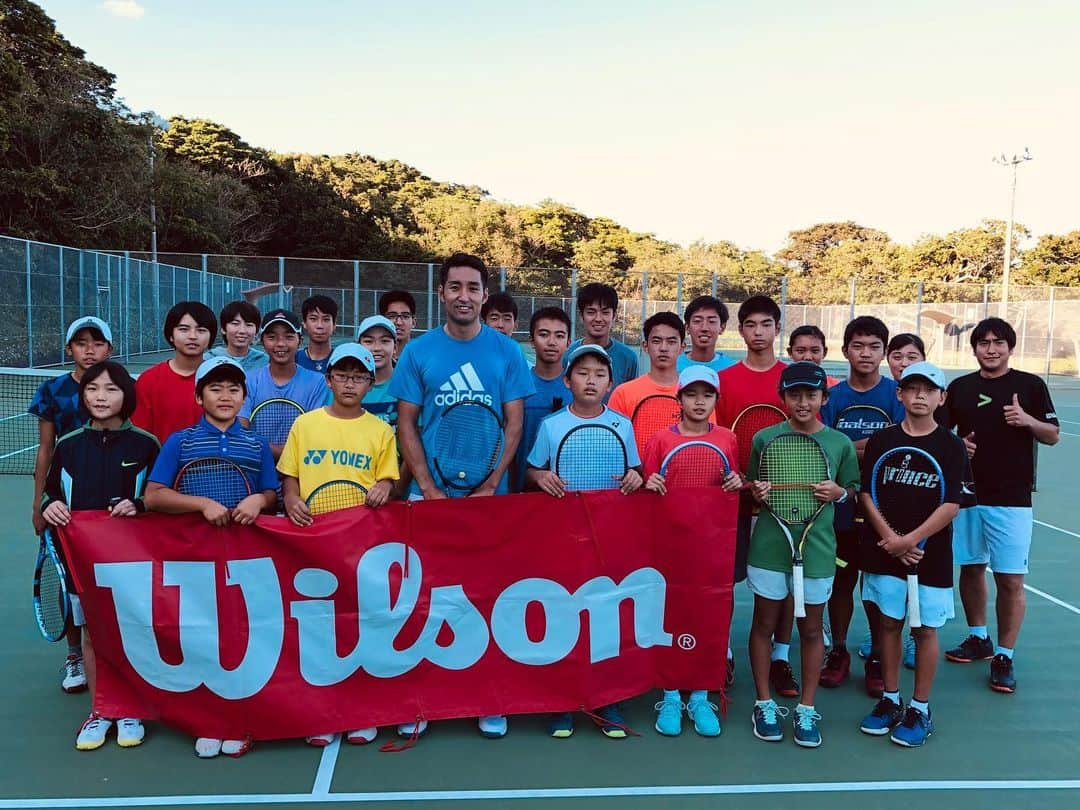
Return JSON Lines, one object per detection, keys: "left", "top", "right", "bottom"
{"left": 747, "top": 422, "right": 859, "bottom": 578}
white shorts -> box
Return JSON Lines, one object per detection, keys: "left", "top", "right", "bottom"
{"left": 952, "top": 505, "right": 1032, "bottom": 574}
{"left": 69, "top": 592, "right": 85, "bottom": 627}
{"left": 862, "top": 573, "right": 955, "bottom": 629}
{"left": 746, "top": 564, "right": 834, "bottom": 605}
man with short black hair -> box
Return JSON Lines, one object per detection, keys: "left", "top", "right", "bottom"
{"left": 297, "top": 295, "right": 338, "bottom": 373}
{"left": 564, "top": 282, "right": 638, "bottom": 391}
{"left": 207, "top": 301, "right": 267, "bottom": 370}
{"left": 481, "top": 292, "right": 519, "bottom": 337}
{"left": 939, "top": 317, "right": 1059, "bottom": 694}
{"left": 679, "top": 295, "right": 734, "bottom": 372}
{"left": 379, "top": 290, "right": 417, "bottom": 360}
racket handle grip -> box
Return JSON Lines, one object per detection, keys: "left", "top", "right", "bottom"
{"left": 907, "top": 574, "right": 922, "bottom": 628}
{"left": 793, "top": 565, "right": 807, "bottom": 618}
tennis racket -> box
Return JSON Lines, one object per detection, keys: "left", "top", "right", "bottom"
{"left": 174, "top": 457, "right": 253, "bottom": 509}
{"left": 870, "top": 446, "right": 946, "bottom": 628}
{"left": 732, "top": 404, "right": 786, "bottom": 473}
{"left": 554, "top": 424, "right": 629, "bottom": 491}
{"left": 432, "top": 400, "right": 505, "bottom": 494}
{"left": 33, "top": 529, "right": 70, "bottom": 642}
{"left": 630, "top": 394, "right": 681, "bottom": 457}
{"left": 250, "top": 398, "right": 304, "bottom": 446}
{"left": 832, "top": 404, "right": 893, "bottom": 441}
{"left": 306, "top": 479, "right": 368, "bottom": 516}
{"left": 658, "top": 440, "right": 731, "bottom": 488}
{"left": 757, "top": 432, "right": 831, "bottom": 618}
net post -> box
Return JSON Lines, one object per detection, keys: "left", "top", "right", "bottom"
{"left": 1044, "top": 286, "right": 1056, "bottom": 381}
{"left": 353, "top": 260, "right": 360, "bottom": 331}
{"left": 570, "top": 268, "right": 578, "bottom": 342}
{"left": 426, "top": 263, "right": 434, "bottom": 330}
{"left": 25, "top": 240, "right": 33, "bottom": 367}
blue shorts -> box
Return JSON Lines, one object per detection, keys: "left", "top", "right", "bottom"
{"left": 953, "top": 505, "right": 1032, "bottom": 575}
{"left": 862, "top": 573, "right": 955, "bottom": 629}
{"left": 746, "top": 564, "right": 834, "bottom": 605}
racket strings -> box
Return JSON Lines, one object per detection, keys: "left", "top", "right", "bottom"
{"left": 555, "top": 427, "right": 627, "bottom": 491}
{"left": 251, "top": 401, "right": 303, "bottom": 446}
{"left": 661, "top": 443, "right": 730, "bottom": 488}
{"left": 433, "top": 406, "right": 504, "bottom": 488}
{"left": 176, "top": 459, "right": 252, "bottom": 509}
{"left": 307, "top": 481, "right": 367, "bottom": 515}
{"left": 759, "top": 435, "right": 827, "bottom": 521}
{"left": 733, "top": 405, "right": 785, "bottom": 470}
{"left": 631, "top": 396, "right": 681, "bottom": 454}
{"left": 36, "top": 559, "right": 67, "bottom": 638}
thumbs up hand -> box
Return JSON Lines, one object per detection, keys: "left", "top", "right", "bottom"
{"left": 1003, "top": 393, "right": 1032, "bottom": 429}
{"left": 963, "top": 431, "right": 977, "bottom": 459}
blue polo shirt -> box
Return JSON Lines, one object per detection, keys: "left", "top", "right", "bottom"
{"left": 149, "top": 417, "right": 278, "bottom": 493}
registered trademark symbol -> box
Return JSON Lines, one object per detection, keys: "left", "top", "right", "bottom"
{"left": 677, "top": 633, "right": 696, "bottom": 650}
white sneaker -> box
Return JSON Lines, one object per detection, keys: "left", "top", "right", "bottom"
{"left": 396, "top": 720, "right": 429, "bottom": 738}
{"left": 305, "top": 733, "right": 335, "bottom": 747}
{"left": 221, "top": 738, "right": 253, "bottom": 757}
{"left": 478, "top": 715, "right": 507, "bottom": 738}
{"left": 62, "top": 654, "right": 87, "bottom": 693}
{"left": 345, "top": 727, "right": 377, "bottom": 745}
{"left": 116, "top": 718, "right": 145, "bottom": 748}
{"left": 75, "top": 714, "right": 112, "bottom": 750}
{"left": 194, "top": 737, "right": 223, "bottom": 758}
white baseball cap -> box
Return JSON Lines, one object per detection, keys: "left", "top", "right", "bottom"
{"left": 900, "top": 361, "right": 946, "bottom": 390}
{"left": 65, "top": 316, "right": 113, "bottom": 345}
{"left": 677, "top": 364, "right": 720, "bottom": 393}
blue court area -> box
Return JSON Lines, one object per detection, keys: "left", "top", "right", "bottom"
{"left": 0, "top": 381, "right": 1078, "bottom": 810}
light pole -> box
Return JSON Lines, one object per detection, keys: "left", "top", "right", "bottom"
{"left": 993, "top": 148, "right": 1032, "bottom": 315}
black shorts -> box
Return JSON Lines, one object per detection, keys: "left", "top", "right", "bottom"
{"left": 835, "top": 526, "right": 860, "bottom": 573}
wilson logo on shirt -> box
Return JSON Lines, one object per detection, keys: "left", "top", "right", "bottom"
{"left": 303, "top": 449, "right": 373, "bottom": 470}
{"left": 434, "top": 362, "right": 494, "bottom": 407}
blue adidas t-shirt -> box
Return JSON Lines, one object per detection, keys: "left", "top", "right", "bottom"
{"left": 677, "top": 352, "right": 736, "bottom": 373}
{"left": 389, "top": 325, "right": 534, "bottom": 497}
{"left": 514, "top": 369, "right": 571, "bottom": 491}
{"left": 822, "top": 376, "right": 906, "bottom": 530}
{"left": 240, "top": 365, "right": 331, "bottom": 420}
{"left": 564, "top": 338, "right": 639, "bottom": 398}
{"left": 363, "top": 378, "right": 398, "bottom": 431}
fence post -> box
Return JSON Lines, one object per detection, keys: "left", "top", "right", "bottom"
{"left": 779, "top": 275, "right": 789, "bottom": 351}
{"left": 676, "top": 273, "right": 683, "bottom": 315}
{"left": 848, "top": 277, "right": 856, "bottom": 323}
{"left": 152, "top": 252, "right": 160, "bottom": 349}
{"left": 138, "top": 259, "right": 143, "bottom": 355}
{"left": 200, "top": 254, "right": 208, "bottom": 303}
{"left": 570, "top": 268, "right": 578, "bottom": 342}
{"left": 1044, "top": 287, "right": 1056, "bottom": 380}
{"left": 123, "top": 251, "right": 131, "bottom": 360}
{"left": 352, "top": 260, "right": 360, "bottom": 329}
{"left": 78, "top": 249, "right": 84, "bottom": 316}
{"left": 426, "top": 263, "right": 434, "bottom": 330}
{"left": 711, "top": 272, "right": 718, "bottom": 299}
{"left": 641, "top": 271, "right": 649, "bottom": 338}
{"left": 278, "top": 256, "right": 285, "bottom": 310}
{"left": 916, "top": 281, "right": 924, "bottom": 334}
{"left": 982, "top": 283, "right": 989, "bottom": 318}
{"left": 58, "top": 246, "right": 65, "bottom": 364}
{"left": 25, "top": 240, "right": 33, "bottom": 367}
{"left": 499, "top": 266, "right": 506, "bottom": 292}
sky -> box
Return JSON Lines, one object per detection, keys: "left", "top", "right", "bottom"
{"left": 44, "top": 1, "right": 1080, "bottom": 253}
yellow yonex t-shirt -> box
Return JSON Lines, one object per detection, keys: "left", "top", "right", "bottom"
{"left": 277, "top": 407, "right": 399, "bottom": 499}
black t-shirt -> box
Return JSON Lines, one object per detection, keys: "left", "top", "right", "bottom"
{"left": 939, "top": 369, "right": 1058, "bottom": 507}
{"left": 859, "top": 424, "right": 967, "bottom": 588}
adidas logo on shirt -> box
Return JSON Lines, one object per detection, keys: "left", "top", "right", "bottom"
{"left": 434, "top": 362, "right": 494, "bottom": 406}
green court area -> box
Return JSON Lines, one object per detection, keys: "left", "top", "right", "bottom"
{"left": 0, "top": 388, "right": 1078, "bottom": 810}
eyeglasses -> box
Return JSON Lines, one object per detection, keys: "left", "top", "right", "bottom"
{"left": 386, "top": 312, "right": 414, "bottom": 322}
{"left": 330, "top": 372, "right": 373, "bottom": 385}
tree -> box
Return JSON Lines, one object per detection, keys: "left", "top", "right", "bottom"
{"left": 1017, "top": 231, "right": 1080, "bottom": 287}
{"left": 776, "top": 221, "right": 889, "bottom": 273}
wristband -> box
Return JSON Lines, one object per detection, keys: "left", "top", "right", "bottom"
{"left": 836, "top": 490, "right": 849, "bottom": 504}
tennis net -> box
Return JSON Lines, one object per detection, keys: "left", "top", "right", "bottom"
{"left": 0, "top": 367, "right": 70, "bottom": 475}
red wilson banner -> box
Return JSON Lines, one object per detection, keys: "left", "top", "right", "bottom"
{"left": 59, "top": 489, "right": 736, "bottom": 741}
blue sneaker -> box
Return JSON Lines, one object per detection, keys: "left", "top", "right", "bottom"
{"left": 596, "top": 703, "right": 627, "bottom": 739}
{"left": 547, "top": 712, "right": 574, "bottom": 739}
{"left": 654, "top": 694, "right": 683, "bottom": 736}
{"left": 903, "top": 634, "right": 916, "bottom": 670}
{"left": 793, "top": 705, "right": 822, "bottom": 748}
{"left": 890, "top": 706, "right": 933, "bottom": 747}
{"left": 858, "top": 633, "right": 872, "bottom": 659}
{"left": 686, "top": 696, "right": 721, "bottom": 738}
{"left": 859, "top": 697, "right": 904, "bottom": 736}
{"left": 477, "top": 715, "right": 507, "bottom": 739}
{"left": 751, "top": 700, "right": 788, "bottom": 742}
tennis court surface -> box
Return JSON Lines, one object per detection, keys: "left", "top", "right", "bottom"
{"left": 0, "top": 378, "right": 1078, "bottom": 810}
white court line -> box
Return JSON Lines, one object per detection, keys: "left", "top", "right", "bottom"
{"left": 1035, "top": 519, "right": 1080, "bottom": 540}
{"left": 310, "top": 733, "right": 341, "bottom": 796}
{"left": 2, "top": 780, "right": 1080, "bottom": 808}
{"left": 1025, "top": 584, "right": 1080, "bottom": 617}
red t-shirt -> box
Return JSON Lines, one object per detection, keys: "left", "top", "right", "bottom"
{"left": 715, "top": 360, "right": 787, "bottom": 428}
{"left": 642, "top": 423, "right": 741, "bottom": 476}
{"left": 132, "top": 360, "right": 202, "bottom": 445}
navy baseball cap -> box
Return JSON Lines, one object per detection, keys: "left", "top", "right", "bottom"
{"left": 259, "top": 308, "right": 301, "bottom": 336}
{"left": 779, "top": 361, "right": 828, "bottom": 392}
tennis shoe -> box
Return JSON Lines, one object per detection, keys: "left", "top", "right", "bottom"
{"left": 770, "top": 659, "right": 800, "bottom": 697}
{"left": 116, "top": 718, "right": 145, "bottom": 748}
{"left": 944, "top": 634, "right": 993, "bottom": 663}
{"left": 819, "top": 648, "right": 850, "bottom": 688}
{"left": 890, "top": 706, "right": 932, "bottom": 747}
{"left": 752, "top": 700, "right": 788, "bottom": 742}
{"left": 194, "top": 737, "right": 222, "bottom": 758}
{"left": 478, "top": 715, "right": 507, "bottom": 738}
{"left": 397, "top": 720, "right": 429, "bottom": 738}
{"left": 221, "top": 738, "right": 253, "bottom": 757}
{"left": 903, "top": 634, "right": 917, "bottom": 670}
{"left": 345, "top": 727, "right": 377, "bottom": 745}
{"left": 686, "top": 696, "right": 721, "bottom": 737}
{"left": 75, "top": 713, "right": 111, "bottom": 750}
{"left": 596, "top": 703, "right": 628, "bottom": 739}
{"left": 864, "top": 656, "right": 885, "bottom": 698}
{"left": 857, "top": 633, "right": 872, "bottom": 659}
{"left": 990, "top": 654, "right": 1017, "bottom": 693}
{"left": 61, "top": 654, "right": 87, "bottom": 693}
{"left": 654, "top": 693, "right": 684, "bottom": 736}
{"left": 305, "top": 733, "right": 335, "bottom": 747}
{"left": 792, "top": 705, "right": 822, "bottom": 748}
{"left": 548, "top": 712, "right": 574, "bottom": 738}
{"left": 860, "top": 697, "right": 904, "bottom": 736}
